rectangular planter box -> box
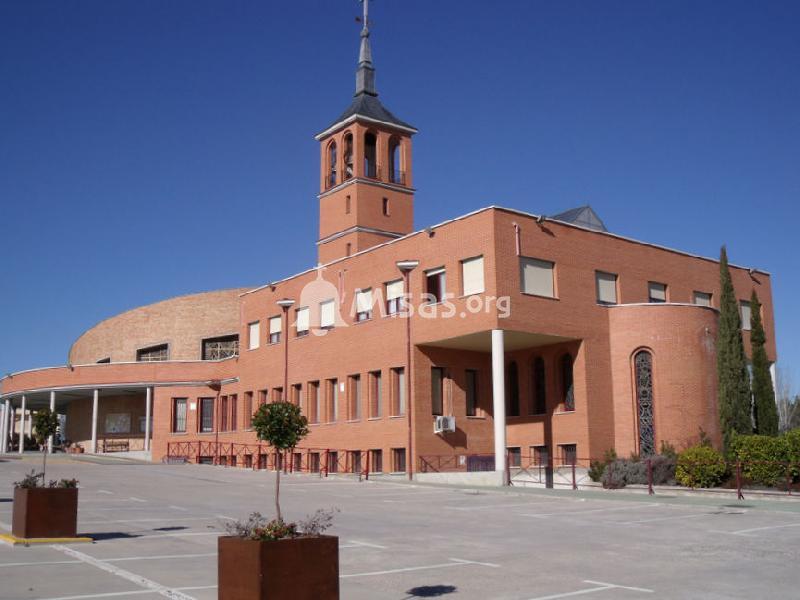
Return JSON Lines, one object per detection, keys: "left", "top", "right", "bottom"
{"left": 218, "top": 535, "right": 339, "bottom": 600}
{"left": 12, "top": 487, "right": 78, "bottom": 539}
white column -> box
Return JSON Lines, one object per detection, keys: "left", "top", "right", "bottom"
{"left": 91, "top": 389, "right": 99, "bottom": 454}
{"left": 491, "top": 329, "right": 507, "bottom": 482}
{"left": 18, "top": 395, "right": 26, "bottom": 455}
{"left": 48, "top": 391, "right": 56, "bottom": 454}
{"left": 0, "top": 399, "right": 8, "bottom": 453}
{"left": 144, "top": 387, "right": 152, "bottom": 452}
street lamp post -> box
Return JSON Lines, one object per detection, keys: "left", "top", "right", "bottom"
{"left": 396, "top": 260, "right": 419, "bottom": 481}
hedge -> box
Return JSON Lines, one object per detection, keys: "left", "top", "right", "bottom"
{"left": 728, "top": 433, "right": 789, "bottom": 487}
{"left": 675, "top": 446, "right": 728, "bottom": 488}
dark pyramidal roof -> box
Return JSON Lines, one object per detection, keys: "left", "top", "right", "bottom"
{"left": 550, "top": 205, "right": 608, "bottom": 232}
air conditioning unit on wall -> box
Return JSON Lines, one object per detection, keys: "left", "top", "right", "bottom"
{"left": 434, "top": 415, "right": 455, "bottom": 434}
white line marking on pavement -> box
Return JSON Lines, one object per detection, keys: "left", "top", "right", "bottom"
{"left": 0, "top": 559, "right": 82, "bottom": 568}
{"left": 169, "top": 505, "right": 188, "bottom": 511}
{"left": 618, "top": 512, "right": 709, "bottom": 525}
{"left": 105, "top": 553, "right": 217, "bottom": 563}
{"left": 341, "top": 557, "right": 498, "bottom": 578}
{"left": 448, "top": 557, "right": 501, "bottom": 567}
{"left": 346, "top": 540, "right": 387, "bottom": 549}
{"left": 79, "top": 517, "right": 217, "bottom": 525}
{"left": 215, "top": 514, "right": 237, "bottom": 521}
{"left": 129, "top": 497, "right": 147, "bottom": 503}
{"left": 527, "top": 580, "right": 654, "bottom": 599}
{"left": 38, "top": 591, "right": 156, "bottom": 600}
{"left": 446, "top": 501, "right": 560, "bottom": 511}
{"left": 97, "top": 490, "right": 114, "bottom": 495}
{"left": 51, "top": 545, "right": 196, "bottom": 600}
{"left": 727, "top": 522, "right": 800, "bottom": 535}
{"left": 521, "top": 504, "right": 660, "bottom": 518}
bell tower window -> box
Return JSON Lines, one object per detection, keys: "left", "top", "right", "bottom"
{"left": 389, "top": 137, "right": 402, "bottom": 184}
{"left": 364, "top": 132, "right": 377, "bottom": 179}
{"left": 345, "top": 195, "right": 351, "bottom": 215}
{"left": 327, "top": 142, "right": 337, "bottom": 188}
{"left": 343, "top": 133, "right": 354, "bottom": 180}
{"left": 382, "top": 197, "right": 389, "bottom": 216}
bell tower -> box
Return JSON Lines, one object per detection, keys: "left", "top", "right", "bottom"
{"left": 315, "top": 0, "right": 417, "bottom": 264}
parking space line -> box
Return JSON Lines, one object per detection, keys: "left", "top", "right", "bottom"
{"left": 341, "top": 557, "right": 499, "bottom": 578}
{"left": 727, "top": 522, "right": 800, "bottom": 535}
{"left": 51, "top": 544, "right": 196, "bottom": 600}
{"left": 0, "top": 559, "right": 82, "bottom": 568}
{"left": 105, "top": 553, "right": 217, "bottom": 563}
{"left": 521, "top": 504, "right": 660, "bottom": 518}
{"left": 618, "top": 512, "right": 710, "bottom": 525}
{"left": 39, "top": 590, "right": 156, "bottom": 600}
{"left": 445, "top": 500, "right": 562, "bottom": 511}
{"left": 527, "top": 579, "right": 654, "bottom": 599}
{"left": 345, "top": 539, "right": 387, "bottom": 549}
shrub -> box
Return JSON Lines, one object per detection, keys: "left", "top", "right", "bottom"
{"left": 650, "top": 455, "right": 677, "bottom": 485}
{"left": 601, "top": 458, "right": 647, "bottom": 489}
{"left": 728, "top": 434, "right": 789, "bottom": 487}
{"left": 659, "top": 441, "right": 678, "bottom": 459}
{"left": 225, "top": 509, "right": 336, "bottom": 541}
{"left": 589, "top": 449, "right": 617, "bottom": 482}
{"left": 784, "top": 429, "right": 800, "bottom": 480}
{"left": 13, "top": 471, "right": 78, "bottom": 489}
{"left": 676, "top": 446, "right": 727, "bottom": 488}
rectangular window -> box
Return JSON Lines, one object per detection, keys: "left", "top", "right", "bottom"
{"left": 425, "top": 268, "right": 446, "bottom": 304}
{"left": 356, "top": 288, "right": 373, "bottom": 321}
{"left": 349, "top": 375, "right": 362, "bottom": 420}
{"left": 465, "top": 369, "right": 478, "bottom": 417}
{"left": 596, "top": 271, "right": 618, "bottom": 305}
{"left": 431, "top": 367, "right": 444, "bottom": 416}
{"left": 258, "top": 389, "right": 268, "bottom": 406}
{"left": 327, "top": 379, "right": 338, "bottom": 422}
{"left": 296, "top": 307, "right": 310, "bottom": 337}
{"left": 320, "top": 300, "right": 335, "bottom": 329}
{"left": 230, "top": 394, "right": 238, "bottom": 431}
{"left": 532, "top": 445, "right": 548, "bottom": 466}
{"left": 560, "top": 444, "right": 577, "bottom": 466}
{"left": 248, "top": 322, "right": 260, "bottom": 350}
{"left": 370, "top": 449, "right": 383, "bottom": 473}
{"left": 520, "top": 257, "right": 555, "bottom": 298}
{"left": 385, "top": 279, "right": 404, "bottom": 315}
{"left": 137, "top": 343, "right": 168, "bottom": 362}
{"left": 308, "top": 381, "right": 320, "bottom": 424}
{"left": 648, "top": 282, "right": 667, "bottom": 303}
{"left": 369, "top": 370, "right": 382, "bottom": 418}
{"left": 740, "top": 300, "right": 752, "bottom": 331}
{"left": 531, "top": 357, "right": 547, "bottom": 415}
{"left": 693, "top": 291, "right": 712, "bottom": 307}
{"left": 328, "top": 451, "right": 339, "bottom": 473}
{"left": 309, "top": 452, "right": 321, "bottom": 473}
{"left": 244, "top": 392, "right": 253, "bottom": 429}
{"left": 268, "top": 316, "right": 282, "bottom": 344}
{"left": 391, "top": 367, "right": 406, "bottom": 416}
{"left": 292, "top": 384, "right": 302, "bottom": 406}
{"left": 461, "top": 256, "right": 485, "bottom": 296}
{"left": 273, "top": 387, "right": 283, "bottom": 402}
{"left": 202, "top": 334, "right": 239, "bottom": 360}
{"left": 199, "top": 397, "right": 214, "bottom": 433}
{"left": 172, "top": 398, "right": 187, "bottom": 433}
{"left": 392, "top": 448, "right": 407, "bottom": 473}
{"left": 220, "top": 396, "right": 229, "bottom": 431}
{"left": 507, "top": 447, "right": 521, "bottom": 468}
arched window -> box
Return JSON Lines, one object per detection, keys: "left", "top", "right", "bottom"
{"left": 530, "top": 356, "right": 546, "bottom": 415}
{"left": 507, "top": 361, "right": 520, "bottom": 416}
{"left": 364, "top": 132, "right": 377, "bottom": 178}
{"left": 343, "top": 133, "right": 354, "bottom": 180}
{"left": 634, "top": 350, "right": 655, "bottom": 456}
{"left": 327, "top": 142, "right": 337, "bottom": 188}
{"left": 389, "top": 137, "right": 402, "bottom": 184}
{"left": 345, "top": 242, "right": 352, "bottom": 257}
{"left": 560, "top": 354, "right": 574, "bottom": 411}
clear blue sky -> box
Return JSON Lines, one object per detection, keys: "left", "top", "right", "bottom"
{"left": 1, "top": 1, "right": 798, "bottom": 386}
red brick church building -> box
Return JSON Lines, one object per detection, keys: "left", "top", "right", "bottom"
{"left": 0, "top": 5, "right": 776, "bottom": 485}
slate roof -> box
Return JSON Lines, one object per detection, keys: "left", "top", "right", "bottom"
{"left": 325, "top": 93, "right": 416, "bottom": 133}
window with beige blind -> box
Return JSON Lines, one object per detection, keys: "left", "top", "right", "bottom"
{"left": 295, "top": 307, "right": 309, "bottom": 337}
{"left": 356, "top": 288, "right": 373, "bottom": 321}
{"left": 595, "top": 271, "right": 618, "bottom": 305}
{"left": 320, "top": 299, "right": 335, "bottom": 329}
{"left": 268, "top": 316, "right": 281, "bottom": 344}
{"left": 648, "top": 282, "right": 667, "bottom": 303}
{"left": 248, "top": 321, "right": 260, "bottom": 350}
{"left": 461, "top": 256, "right": 485, "bottom": 296}
{"left": 520, "top": 257, "right": 555, "bottom": 298}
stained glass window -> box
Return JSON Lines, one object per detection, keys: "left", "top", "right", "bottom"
{"left": 635, "top": 351, "right": 655, "bottom": 456}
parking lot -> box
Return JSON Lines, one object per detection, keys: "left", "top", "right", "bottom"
{"left": 2, "top": 454, "right": 800, "bottom": 599}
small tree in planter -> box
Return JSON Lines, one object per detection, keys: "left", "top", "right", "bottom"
{"left": 218, "top": 401, "right": 339, "bottom": 600}
{"left": 251, "top": 401, "right": 309, "bottom": 521}
{"left": 12, "top": 470, "right": 79, "bottom": 540}
{"left": 32, "top": 408, "right": 59, "bottom": 484}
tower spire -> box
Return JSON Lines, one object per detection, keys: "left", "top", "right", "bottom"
{"left": 355, "top": 0, "right": 377, "bottom": 96}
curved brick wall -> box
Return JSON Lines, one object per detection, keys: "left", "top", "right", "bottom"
{"left": 608, "top": 304, "right": 720, "bottom": 454}
{"left": 69, "top": 288, "right": 249, "bottom": 365}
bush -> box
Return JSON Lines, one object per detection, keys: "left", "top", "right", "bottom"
{"left": 728, "top": 434, "right": 789, "bottom": 487}
{"left": 659, "top": 441, "right": 678, "bottom": 459}
{"left": 783, "top": 429, "right": 800, "bottom": 480}
{"left": 589, "top": 449, "right": 617, "bottom": 482}
{"left": 676, "top": 446, "right": 727, "bottom": 488}
{"left": 600, "top": 454, "right": 676, "bottom": 489}
{"left": 650, "top": 455, "right": 677, "bottom": 485}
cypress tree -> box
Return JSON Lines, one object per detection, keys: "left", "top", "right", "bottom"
{"left": 750, "top": 290, "right": 778, "bottom": 436}
{"left": 716, "top": 246, "right": 752, "bottom": 450}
